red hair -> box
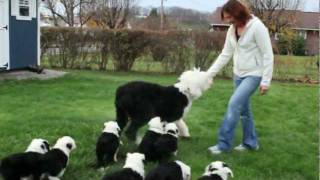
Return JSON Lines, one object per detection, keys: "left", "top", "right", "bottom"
{"left": 221, "top": 0, "right": 252, "bottom": 26}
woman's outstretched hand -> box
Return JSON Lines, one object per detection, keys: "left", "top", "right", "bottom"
{"left": 260, "top": 85, "right": 269, "bottom": 95}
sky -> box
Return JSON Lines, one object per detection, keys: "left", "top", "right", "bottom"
{"left": 138, "top": 0, "right": 319, "bottom": 12}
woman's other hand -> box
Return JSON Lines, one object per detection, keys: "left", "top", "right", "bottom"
{"left": 259, "top": 85, "right": 269, "bottom": 95}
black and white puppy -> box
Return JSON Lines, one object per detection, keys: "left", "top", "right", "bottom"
{"left": 138, "top": 117, "right": 165, "bottom": 161}
{"left": 0, "top": 138, "right": 50, "bottom": 180}
{"left": 25, "top": 139, "right": 50, "bottom": 154}
{"left": 96, "top": 121, "right": 121, "bottom": 168}
{"left": 154, "top": 123, "right": 179, "bottom": 162}
{"left": 102, "top": 152, "right": 145, "bottom": 180}
{"left": 39, "top": 136, "right": 76, "bottom": 180}
{"left": 146, "top": 160, "right": 191, "bottom": 180}
{"left": 115, "top": 68, "right": 212, "bottom": 141}
{"left": 198, "top": 161, "right": 233, "bottom": 180}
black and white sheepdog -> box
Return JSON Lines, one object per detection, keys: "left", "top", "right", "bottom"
{"left": 198, "top": 161, "right": 233, "bottom": 180}
{"left": 146, "top": 160, "right": 191, "bottom": 180}
{"left": 115, "top": 68, "right": 212, "bottom": 141}
{"left": 102, "top": 152, "right": 145, "bottom": 180}
{"left": 0, "top": 138, "right": 50, "bottom": 180}
{"left": 96, "top": 121, "right": 121, "bottom": 168}
{"left": 39, "top": 136, "right": 76, "bottom": 180}
{"left": 154, "top": 123, "right": 179, "bottom": 162}
{"left": 138, "top": 117, "right": 165, "bottom": 161}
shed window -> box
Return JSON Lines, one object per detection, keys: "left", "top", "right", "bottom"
{"left": 13, "top": 0, "right": 36, "bottom": 21}
{"left": 19, "top": 0, "right": 30, "bottom": 17}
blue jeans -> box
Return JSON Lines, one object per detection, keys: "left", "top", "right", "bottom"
{"left": 217, "top": 75, "right": 262, "bottom": 151}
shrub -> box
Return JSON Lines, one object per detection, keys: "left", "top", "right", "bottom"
{"left": 192, "top": 31, "right": 224, "bottom": 70}
{"left": 109, "top": 30, "right": 151, "bottom": 71}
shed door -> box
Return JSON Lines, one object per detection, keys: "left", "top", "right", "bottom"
{"left": 0, "top": 0, "right": 9, "bottom": 69}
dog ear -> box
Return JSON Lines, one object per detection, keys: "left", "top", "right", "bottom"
{"left": 66, "top": 143, "right": 73, "bottom": 150}
{"left": 222, "top": 162, "right": 228, "bottom": 167}
{"left": 224, "top": 167, "right": 234, "bottom": 178}
{"left": 167, "top": 130, "right": 176, "bottom": 135}
{"left": 208, "top": 165, "right": 218, "bottom": 172}
{"left": 43, "top": 141, "right": 50, "bottom": 151}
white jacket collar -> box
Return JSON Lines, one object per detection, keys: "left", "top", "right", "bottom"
{"left": 230, "top": 14, "right": 258, "bottom": 39}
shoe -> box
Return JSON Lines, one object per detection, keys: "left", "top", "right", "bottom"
{"left": 234, "top": 144, "right": 259, "bottom": 151}
{"left": 208, "top": 145, "right": 222, "bottom": 154}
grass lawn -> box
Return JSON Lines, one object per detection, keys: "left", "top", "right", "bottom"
{"left": 0, "top": 70, "right": 318, "bottom": 180}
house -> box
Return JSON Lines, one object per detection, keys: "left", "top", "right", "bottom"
{"left": 0, "top": 0, "right": 40, "bottom": 70}
{"left": 209, "top": 8, "right": 319, "bottom": 55}
{"left": 292, "top": 11, "right": 319, "bottom": 55}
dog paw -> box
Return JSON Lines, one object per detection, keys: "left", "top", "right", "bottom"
{"left": 135, "top": 136, "right": 142, "bottom": 145}
{"left": 98, "top": 167, "right": 109, "bottom": 173}
{"left": 180, "top": 133, "right": 191, "bottom": 138}
{"left": 174, "top": 151, "right": 178, "bottom": 156}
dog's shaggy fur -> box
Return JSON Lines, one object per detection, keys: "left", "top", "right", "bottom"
{"left": 115, "top": 68, "right": 212, "bottom": 140}
{"left": 138, "top": 117, "right": 165, "bottom": 161}
{"left": 154, "top": 123, "right": 179, "bottom": 162}
{"left": 96, "top": 121, "right": 121, "bottom": 168}
{"left": 146, "top": 160, "right": 191, "bottom": 180}
{"left": 0, "top": 139, "right": 50, "bottom": 180}
{"left": 102, "top": 153, "right": 145, "bottom": 180}
{"left": 198, "top": 161, "right": 233, "bottom": 180}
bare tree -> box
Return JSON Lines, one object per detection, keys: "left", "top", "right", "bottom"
{"left": 79, "top": 0, "right": 96, "bottom": 26}
{"left": 244, "top": 0, "right": 304, "bottom": 33}
{"left": 43, "top": 0, "right": 59, "bottom": 26}
{"left": 43, "top": 0, "right": 94, "bottom": 27}
{"left": 90, "top": 0, "right": 137, "bottom": 29}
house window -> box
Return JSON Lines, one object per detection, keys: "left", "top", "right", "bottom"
{"left": 298, "top": 30, "right": 307, "bottom": 40}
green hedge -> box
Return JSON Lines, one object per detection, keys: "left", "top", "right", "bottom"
{"left": 41, "top": 28, "right": 225, "bottom": 74}
{"left": 41, "top": 28, "right": 317, "bottom": 82}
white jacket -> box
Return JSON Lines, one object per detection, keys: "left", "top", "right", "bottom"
{"left": 207, "top": 15, "right": 274, "bottom": 87}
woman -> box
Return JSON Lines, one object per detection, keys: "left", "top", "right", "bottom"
{"left": 207, "top": 0, "right": 274, "bottom": 154}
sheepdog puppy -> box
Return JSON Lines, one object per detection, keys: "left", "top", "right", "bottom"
{"left": 102, "top": 152, "right": 145, "bottom": 180}
{"left": 114, "top": 68, "right": 212, "bottom": 141}
{"left": 146, "top": 160, "right": 191, "bottom": 180}
{"left": 39, "top": 136, "right": 76, "bottom": 180}
{"left": 138, "top": 117, "right": 165, "bottom": 161}
{"left": 198, "top": 161, "right": 233, "bottom": 180}
{"left": 154, "top": 123, "right": 179, "bottom": 162}
{"left": 25, "top": 139, "right": 50, "bottom": 154}
{"left": 0, "top": 138, "right": 50, "bottom": 180}
{"left": 96, "top": 121, "right": 121, "bottom": 168}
